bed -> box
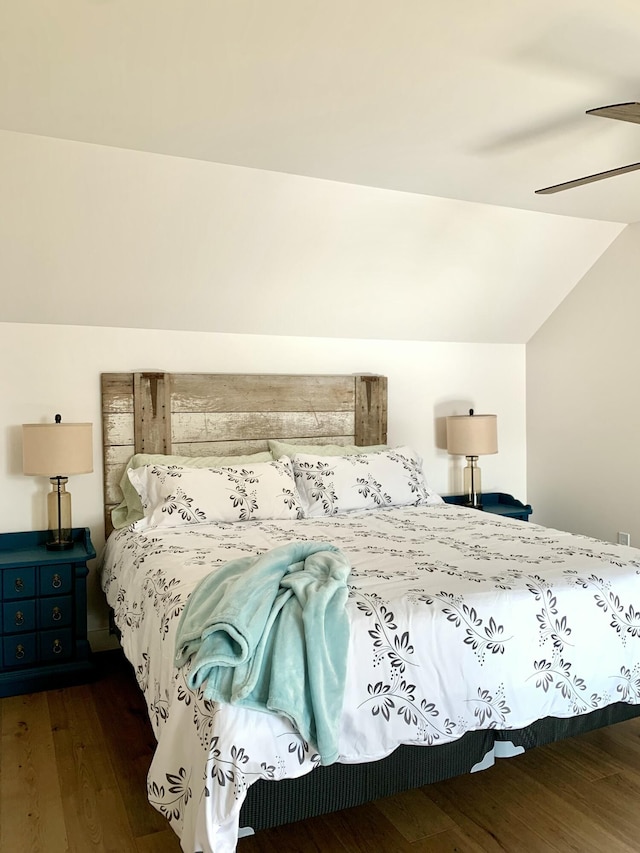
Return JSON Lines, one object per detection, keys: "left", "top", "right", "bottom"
{"left": 100, "top": 371, "right": 640, "bottom": 853}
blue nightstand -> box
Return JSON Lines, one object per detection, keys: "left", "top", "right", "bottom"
{"left": 0, "top": 527, "right": 95, "bottom": 697}
{"left": 443, "top": 492, "right": 532, "bottom": 521}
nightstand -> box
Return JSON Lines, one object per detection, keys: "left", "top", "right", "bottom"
{"left": 0, "top": 527, "right": 95, "bottom": 697}
{"left": 443, "top": 492, "right": 532, "bottom": 521}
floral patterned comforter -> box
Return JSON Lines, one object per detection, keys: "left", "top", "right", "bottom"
{"left": 101, "top": 504, "right": 640, "bottom": 852}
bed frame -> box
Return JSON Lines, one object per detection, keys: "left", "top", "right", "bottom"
{"left": 101, "top": 370, "right": 640, "bottom": 837}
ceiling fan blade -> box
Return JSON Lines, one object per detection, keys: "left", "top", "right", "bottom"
{"left": 586, "top": 102, "right": 640, "bottom": 124}
{"left": 535, "top": 161, "right": 640, "bottom": 194}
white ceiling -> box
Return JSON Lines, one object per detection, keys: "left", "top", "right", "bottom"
{"left": 2, "top": 0, "right": 640, "bottom": 224}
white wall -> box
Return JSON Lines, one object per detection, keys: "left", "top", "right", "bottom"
{"left": 527, "top": 222, "right": 638, "bottom": 544}
{"left": 1, "top": 322, "right": 525, "bottom": 648}
{"left": 0, "top": 129, "right": 622, "bottom": 345}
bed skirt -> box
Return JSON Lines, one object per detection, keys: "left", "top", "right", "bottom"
{"left": 240, "top": 701, "right": 640, "bottom": 832}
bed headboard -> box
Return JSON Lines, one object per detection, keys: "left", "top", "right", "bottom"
{"left": 101, "top": 372, "right": 388, "bottom": 536}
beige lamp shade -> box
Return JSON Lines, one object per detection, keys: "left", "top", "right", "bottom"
{"left": 23, "top": 421, "right": 93, "bottom": 476}
{"left": 446, "top": 412, "right": 498, "bottom": 456}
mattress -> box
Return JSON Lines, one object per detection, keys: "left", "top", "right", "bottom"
{"left": 100, "top": 503, "right": 640, "bottom": 852}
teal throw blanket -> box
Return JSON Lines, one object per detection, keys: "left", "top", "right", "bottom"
{"left": 174, "top": 541, "right": 351, "bottom": 765}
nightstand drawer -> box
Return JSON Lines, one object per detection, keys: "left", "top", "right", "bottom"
{"left": 39, "top": 564, "right": 72, "bottom": 595}
{"left": 38, "top": 595, "right": 72, "bottom": 629}
{"left": 2, "top": 600, "right": 36, "bottom": 633}
{"left": 39, "top": 628, "right": 73, "bottom": 662}
{"left": 2, "top": 567, "right": 36, "bottom": 600}
{"left": 2, "top": 633, "right": 37, "bottom": 668}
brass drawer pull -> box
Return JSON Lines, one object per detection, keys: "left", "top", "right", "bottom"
{"left": 52, "top": 639, "right": 63, "bottom": 655}
{"left": 52, "top": 573, "right": 62, "bottom": 590}
{"left": 14, "top": 577, "right": 24, "bottom": 592}
{"left": 15, "top": 644, "right": 25, "bottom": 660}
{"left": 52, "top": 606, "right": 62, "bottom": 622}
{"left": 14, "top": 610, "right": 24, "bottom": 626}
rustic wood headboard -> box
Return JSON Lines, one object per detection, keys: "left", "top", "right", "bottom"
{"left": 101, "top": 372, "right": 388, "bottom": 536}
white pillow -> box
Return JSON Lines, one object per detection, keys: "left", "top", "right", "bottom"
{"left": 292, "top": 446, "right": 443, "bottom": 517}
{"left": 128, "top": 459, "right": 304, "bottom": 530}
{"left": 111, "top": 450, "right": 274, "bottom": 529}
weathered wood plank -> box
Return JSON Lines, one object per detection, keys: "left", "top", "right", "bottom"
{"left": 105, "top": 505, "right": 117, "bottom": 538}
{"left": 103, "top": 414, "right": 135, "bottom": 446}
{"left": 102, "top": 375, "right": 134, "bottom": 537}
{"left": 133, "top": 373, "right": 172, "bottom": 455}
{"left": 105, "top": 501, "right": 118, "bottom": 512}
{"left": 101, "top": 373, "right": 134, "bottom": 413}
{"left": 172, "top": 436, "right": 356, "bottom": 457}
{"left": 171, "top": 411, "right": 354, "bottom": 443}
{"left": 170, "top": 439, "right": 272, "bottom": 457}
{"left": 261, "top": 435, "right": 355, "bottom": 447}
{"left": 355, "top": 375, "right": 388, "bottom": 445}
{"left": 170, "top": 374, "right": 355, "bottom": 413}
{"left": 105, "top": 444, "right": 135, "bottom": 465}
{"left": 105, "top": 464, "right": 129, "bottom": 506}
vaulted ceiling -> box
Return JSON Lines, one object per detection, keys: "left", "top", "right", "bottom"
{"left": 2, "top": 0, "right": 640, "bottom": 224}
{"left": 2, "top": 1, "right": 639, "bottom": 346}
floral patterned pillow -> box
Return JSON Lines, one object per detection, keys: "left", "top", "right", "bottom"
{"left": 112, "top": 450, "right": 274, "bottom": 529}
{"left": 292, "top": 446, "right": 442, "bottom": 517}
{"left": 128, "top": 458, "right": 304, "bottom": 529}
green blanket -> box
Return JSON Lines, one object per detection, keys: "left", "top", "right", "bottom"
{"left": 174, "top": 541, "right": 351, "bottom": 765}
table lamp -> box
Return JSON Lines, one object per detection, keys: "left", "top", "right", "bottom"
{"left": 22, "top": 415, "right": 93, "bottom": 550}
{"left": 446, "top": 409, "right": 498, "bottom": 508}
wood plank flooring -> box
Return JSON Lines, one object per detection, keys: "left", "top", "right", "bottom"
{"left": 3, "top": 650, "right": 640, "bottom": 851}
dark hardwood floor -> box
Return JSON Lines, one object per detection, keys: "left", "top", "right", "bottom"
{"left": 3, "top": 650, "right": 640, "bottom": 851}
